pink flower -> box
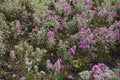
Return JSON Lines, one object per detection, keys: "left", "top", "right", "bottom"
{"left": 10, "top": 50, "right": 15, "bottom": 55}
{"left": 86, "top": 38, "right": 92, "bottom": 44}
{"left": 72, "top": 0, "right": 77, "bottom": 4}
{"left": 98, "top": 63, "right": 106, "bottom": 68}
{"left": 63, "top": 3, "right": 71, "bottom": 12}
{"left": 19, "top": 76, "right": 26, "bottom": 80}
{"left": 106, "top": 39, "right": 110, "bottom": 42}
{"left": 15, "top": 21, "right": 21, "bottom": 29}
{"left": 59, "top": 27, "right": 63, "bottom": 31}
{"left": 47, "top": 61, "right": 53, "bottom": 68}
{"left": 85, "top": 0, "right": 90, "bottom": 3}
{"left": 117, "top": 2, "right": 120, "bottom": 6}
{"left": 33, "top": 28, "right": 38, "bottom": 34}
{"left": 48, "top": 37, "right": 56, "bottom": 41}
{"left": 22, "top": 6, "right": 26, "bottom": 12}
{"left": 79, "top": 41, "right": 85, "bottom": 49}
{"left": 71, "top": 34, "right": 77, "bottom": 40}
{"left": 99, "top": 9, "right": 108, "bottom": 15}
{"left": 35, "top": 19, "right": 40, "bottom": 26}
{"left": 0, "top": 41, "right": 3, "bottom": 46}
{"left": 70, "top": 48, "right": 75, "bottom": 55}
{"left": 56, "top": 59, "right": 62, "bottom": 74}
{"left": 102, "top": 77, "right": 105, "bottom": 80}
{"left": 56, "top": 65, "right": 61, "bottom": 74}
{"left": 104, "top": 27, "right": 108, "bottom": 32}
{"left": 93, "top": 74, "right": 97, "bottom": 78}
{"left": 80, "top": 28, "right": 85, "bottom": 34}
{"left": 67, "top": 75, "right": 73, "bottom": 79}
{"left": 107, "top": 75, "right": 112, "bottom": 79}
{"left": 77, "top": 13, "right": 82, "bottom": 18}
{"left": 15, "top": 21, "right": 22, "bottom": 34}
{"left": 17, "top": 29, "right": 22, "bottom": 33}
{"left": 59, "top": 39, "right": 63, "bottom": 43}
{"left": 48, "top": 31, "right": 55, "bottom": 36}
{"left": 93, "top": 65, "right": 99, "bottom": 71}
{"left": 117, "top": 23, "right": 120, "bottom": 28}
{"left": 91, "top": 10, "right": 96, "bottom": 14}
{"left": 86, "top": 45, "right": 90, "bottom": 48}
{"left": 2, "top": 51, "right": 6, "bottom": 55}
{"left": 85, "top": 18, "right": 89, "bottom": 23}
{"left": 57, "top": 59, "right": 62, "bottom": 66}
{"left": 48, "top": 10, "right": 55, "bottom": 14}
{"left": 78, "top": 20, "right": 82, "bottom": 26}
{"left": 112, "top": 10, "right": 116, "bottom": 16}
{"left": 35, "top": 58, "right": 40, "bottom": 62}
{"left": 87, "top": 28, "right": 91, "bottom": 33}
{"left": 53, "top": 27, "right": 58, "bottom": 32}
{"left": 118, "top": 73, "right": 120, "bottom": 77}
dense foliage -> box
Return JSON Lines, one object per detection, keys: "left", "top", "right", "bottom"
{"left": 0, "top": 0, "right": 120, "bottom": 80}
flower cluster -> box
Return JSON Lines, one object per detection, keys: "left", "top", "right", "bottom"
{"left": 0, "top": 0, "right": 120, "bottom": 80}
{"left": 79, "top": 63, "right": 120, "bottom": 80}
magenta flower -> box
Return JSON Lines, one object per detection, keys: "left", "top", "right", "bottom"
{"left": 48, "top": 31, "right": 55, "bottom": 36}
{"left": 17, "top": 29, "right": 22, "bottom": 33}
{"left": 85, "top": 0, "right": 90, "bottom": 3}
{"left": 78, "top": 19, "right": 82, "bottom": 26}
{"left": 86, "top": 38, "right": 92, "bottom": 44}
{"left": 15, "top": 21, "right": 22, "bottom": 34}
{"left": 117, "top": 2, "right": 120, "bottom": 6}
{"left": 104, "top": 27, "right": 109, "bottom": 33}
{"left": 2, "top": 51, "right": 6, "bottom": 55}
{"left": 85, "top": 18, "right": 89, "bottom": 23}
{"left": 22, "top": 6, "right": 26, "bottom": 12}
{"left": 71, "top": 34, "right": 77, "bottom": 40}
{"left": 87, "top": 28, "right": 91, "bottom": 33}
{"left": 56, "top": 65, "right": 61, "bottom": 74}
{"left": 0, "top": 41, "right": 3, "bottom": 46}
{"left": 15, "top": 21, "right": 21, "bottom": 29}
{"left": 19, "top": 76, "right": 26, "bottom": 80}
{"left": 117, "top": 23, "right": 120, "bottom": 28}
{"left": 59, "top": 27, "right": 63, "bottom": 31}
{"left": 48, "top": 62, "right": 52, "bottom": 68}
{"left": 93, "top": 74, "right": 97, "bottom": 78}
{"left": 35, "top": 58, "right": 40, "bottom": 62}
{"left": 57, "top": 59, "right": 61, "bottom": 66}
{"left": 106, "top": 40, "right": 110, "bottom": 44}
{"left": 79, "top": 41, "right": 85, "bottom": 49}
{"left": 77, "top": 13, "right": 82, "bottom": 18}
{"left": 86, "top": 45, "right": 90, "bottom": 48}
{"left": 93, "top": 65, "right": 99, "bottom": 71}
{"left": 112, "top": 10, "right": 116, "bottom": 17}
{"left": 47, "top": 60, "right": 52, "bottom": 68}
{"left": 63, "top": 3, "right": 71, "bottom": 12}
{"left": 10, "top": 50, "right": 15, "bottom": 55}
{"left": 99, "top": 9, "right": 108, "bottom": 15}
{"left": 67, "top": 75, "right": 73, "bottom": 79}
{"left": 70, "top": 48, "right": 75, "bottom": 55}
{"left": 59, "top": 39, "right": 63, "bottom": 43}
{"left": 98, "top": 63, "right": 107, "bottom": 68}
{"left": 48, "top": 37, "right": 56, "bottom": 41}
{"left": 53, "top": 27, "right": 58, "bottom": 32}
{"left": 33, "top": 28, "right": 38, "bottom": 34}
{"left": 48, "top": 9, "right": 55, "bottom": 14}
{"left": 35, "top": 19, "right": 40, "bottom": 26}
{"left": 118, "top": 73, "right": 120, "bottom": 77}
{"left": 56, "top": 59, "right": 62, "bottom": 74}
{"left": 80, "top": 28, "right": 85, "bottom": 34}
{"left": 91, "top": 10, "right": 96, "bottom": 14}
